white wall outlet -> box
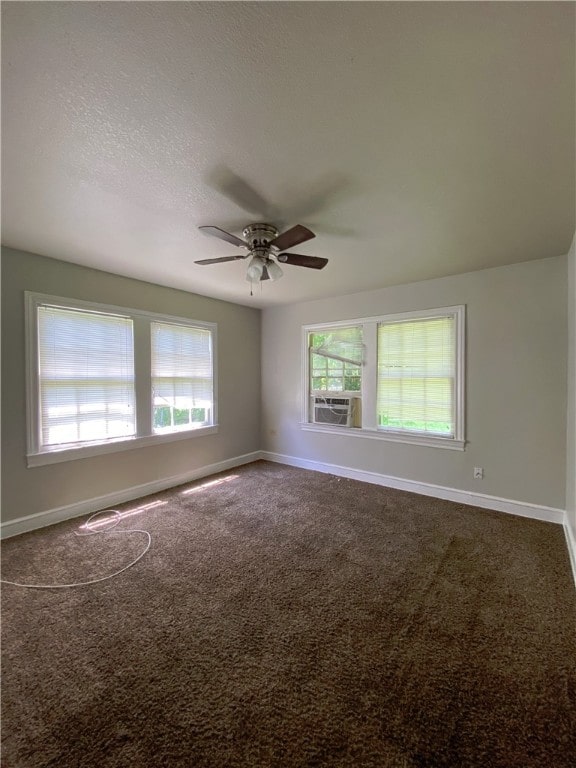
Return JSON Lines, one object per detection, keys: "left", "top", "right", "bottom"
{"left": 473, "top": 467, "right": 484, "bottom": 479}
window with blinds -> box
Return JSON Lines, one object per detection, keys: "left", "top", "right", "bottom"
{"left": 377, "top": 316, "right": 455, "bottom": 436}
{"left": 37, "top": 305, "right": 135, "bottom": 448}
{"left": 151, "top": 322, "right": 213, "bottom": 433}
{"left": 27, "top": 293, "right": 217, "bottom": 463}
{"left": 304, "top": 306, "right": 464, "bottom": 448}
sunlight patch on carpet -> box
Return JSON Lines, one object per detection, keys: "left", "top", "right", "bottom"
{"left": 180, "top": 474, "right": 239, "bottom": 495}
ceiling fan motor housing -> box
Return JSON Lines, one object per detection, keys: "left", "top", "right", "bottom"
{"left": 242, "top": 223, "right": 279, "bottom": 255}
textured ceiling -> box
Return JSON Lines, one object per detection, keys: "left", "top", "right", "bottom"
{"left": 2, "top": 2, "right": 575, "bottom": 308}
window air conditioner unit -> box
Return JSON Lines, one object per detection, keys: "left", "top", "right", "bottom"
{"left": 312, "top": 396, "right": 357, "bottom": 427}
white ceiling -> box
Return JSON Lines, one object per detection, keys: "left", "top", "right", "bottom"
{"left": 2, "top": 2, "right": 574, "bottom": 308}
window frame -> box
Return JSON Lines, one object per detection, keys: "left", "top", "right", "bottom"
{"left": 302, "top": 306, "right": 465, "bottom": 450}
{"left": 25, "top": 292, "right": 218, "bottom": 467}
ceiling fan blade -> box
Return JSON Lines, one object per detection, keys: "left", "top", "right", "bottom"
{"left": 199, "top": 225, "right": 247, "bottom": 248}
{"left": 194, "top": 255, "right": 246, "bottom": 265}
{"left": 269, "top": 224, "right": 315, "bottom": 251}
{"left": 276, "top": 253, "right": 328, "bottom": 270}
{"left": 207, "top": 168, "right": 280, "bottom": 220}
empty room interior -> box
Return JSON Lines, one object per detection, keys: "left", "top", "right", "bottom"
{"left": 1, "top": 2, "right": 575, "bottom": 767}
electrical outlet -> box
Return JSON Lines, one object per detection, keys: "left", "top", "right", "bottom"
{"left": 474, "top": 467, "right": 484, "bottom": 479}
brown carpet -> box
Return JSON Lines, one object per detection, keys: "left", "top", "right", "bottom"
{"left": 1, "top": 460, "right": 575, "bottom": 767}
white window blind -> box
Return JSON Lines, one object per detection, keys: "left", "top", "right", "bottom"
{"left": 151, "top": 322, "right": 213, "bottom": 433}
{"left": 377, "top": 316, "right": 455, "bottom": 436}
{"left": 37, "top": 305, "right": 135, "bottom": 447}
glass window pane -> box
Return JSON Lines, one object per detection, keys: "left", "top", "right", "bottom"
{"left": 309, "top": 327, "right": 363, "bottom": 396}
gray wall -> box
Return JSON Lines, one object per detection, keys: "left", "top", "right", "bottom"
{"left": 1, "top": 247, "right": 261, "bottom": 523}
{"left": 261, "top": 256, "right": 567, "bottom": 510}
{"left": 1, "top": 247, "right": 570, "bottom": 525}
{"left": 567, "top": 235, "right": 576, "bottom": 535}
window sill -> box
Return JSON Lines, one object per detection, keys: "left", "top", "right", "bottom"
{"left": 300, "top": 423, "right": 465, "bottom": 451}
{"left": 27, "top": 425, "right": 219, "bottom": 467}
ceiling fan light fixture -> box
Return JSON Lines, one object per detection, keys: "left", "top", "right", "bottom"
{"left": 266, "top": 260, "right": 283, "bottom": 281}
{"left": 246, "top": 256, "right": 265, "bottom": 282}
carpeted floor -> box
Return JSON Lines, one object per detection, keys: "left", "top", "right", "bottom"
{"left": 1, "top": 460, "right": 575, "bottom": 767}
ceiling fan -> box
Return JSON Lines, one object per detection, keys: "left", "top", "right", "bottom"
{"left": 195, "top": 223, "right": 328, "bottom": 284}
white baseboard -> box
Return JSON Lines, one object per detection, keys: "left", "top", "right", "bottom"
{"left": 260, "top": 451, "right": 565, "bottom": 525}
{"left": 2, "top": 449, "right": 569, "bottom": 549}
{"left": 0, "top": 451, "right": 261, "bottom": 539}
{"left": 564, "top": 519, "right": 576, "bottom": 588}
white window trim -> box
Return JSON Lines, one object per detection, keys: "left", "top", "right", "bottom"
{"left": 301, "top": 306, "right": 466, "bottom": 450}
{"left": 25, "top": 292, "right": 218, "bottom": 467}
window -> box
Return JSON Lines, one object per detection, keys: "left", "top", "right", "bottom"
{"left": 37, "top": 305, "right": 136, "bottom": 447}
{"left": 309, "top": 326, "right": 363, "bottom": 394}
{"left": 377, "top": 315, "right": 455, "bottom": 437}
{"left": 26, "top": 294, "right": 217, "bottom": 466}
{"left": 303, "top": 306, "right": 465, "bottom": 449}
{"left": 151, "top": 322, "right": 213, "bottom": 433}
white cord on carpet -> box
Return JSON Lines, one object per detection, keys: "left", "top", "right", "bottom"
{"left": 0, "top": 510, "right": 151, "bottom": 590}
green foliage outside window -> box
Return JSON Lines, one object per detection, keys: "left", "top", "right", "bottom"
{"left": 154, "top": 406, "right": 171, "bottom": 428}
{"left": 153, "top": 405, "right": 207, "bottom": 428}
{"left": 173, "top": 408, "right": 190, "bottom": 426}
{"left": 378, "top": 414, "right": 451, "bottom": 433}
